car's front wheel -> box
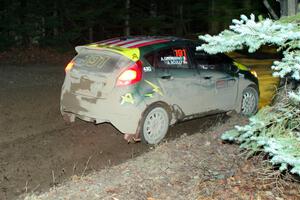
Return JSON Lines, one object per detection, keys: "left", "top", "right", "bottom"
{"left": 241, "top": 86, "right": 259, "bottom": 116}
{"left": 140, "top": 104, "right": 170, "bottom": 145}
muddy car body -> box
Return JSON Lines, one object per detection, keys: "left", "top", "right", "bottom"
{"left": 60, "top": 36, "right": 259, "bottom": 144}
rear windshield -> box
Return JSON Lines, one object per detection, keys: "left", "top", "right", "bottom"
{"left": 73, "top": 49, "right": 133, "bottom": 73}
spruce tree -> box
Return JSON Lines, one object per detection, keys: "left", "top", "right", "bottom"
{"left": 198, "top": 14, "right": 300, "bottom": 175}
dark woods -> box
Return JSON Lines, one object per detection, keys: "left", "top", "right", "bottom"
{"left": 0, "top": 0, "right": 267, "bottom": 50}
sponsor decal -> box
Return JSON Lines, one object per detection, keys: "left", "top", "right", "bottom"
{"left": 132, "top": 53, "right": 138, "bottom": 60}
{"left": 121, "top": 93, "right": 135, "bottom": 105}
{"left": 143, "top": 66, "right": 152, "bottom": 72}
{"left": 160, "top": 48, "right": 188, "bottom": 65}
{"left": 174, "top": 49, "right": 188, "bottom": 63}
{"left": 83, "top": 55, "right": 109, "bottom": 68}
{"left": 216, "top": 79, "right": 236, "bottom": 89}
{"left": 160, "top": 56, "right": 186, "bottom": 65}
{"left": 216, "top": 80, "right": 227, "bottom": 89}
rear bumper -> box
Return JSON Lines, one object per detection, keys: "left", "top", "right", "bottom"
{"left": 60, "top": 90, "right": 145, "bottom": 134}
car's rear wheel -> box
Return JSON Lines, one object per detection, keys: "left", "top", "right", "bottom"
{"left": 140, "top": 104, "right": 170, "bottom": 145}
{"left": 241, "top": 86, "right": 259, "bottom": 116}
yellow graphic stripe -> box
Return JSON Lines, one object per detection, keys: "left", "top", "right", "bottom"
{"left": 82, "top": 44, "right": 140, "bottom": 62}
{"left": 145, "top": 80, "right": 163, "bottom": 96}
{"left": 234, "top": 61, "right": 248, "bottom": 71}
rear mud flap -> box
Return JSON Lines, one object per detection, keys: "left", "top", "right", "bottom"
{"left": 124, "top": 133, "right": 141, "bottom": 143}
{"left": 62, "top": 112, "right": 75, "bottom": 123}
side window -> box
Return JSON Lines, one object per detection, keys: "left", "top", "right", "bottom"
{"left": 144, "top": 53, "right": 155, "bottom": 66}
{"left": 155, "top": 47, "right": 190, "bottom": 69}
{"left": 207, "top": 54, "right": 234, "bottom": 72}
{"left": 192, "top": 46, "right": 233, "bottom": 72}
{"left": 193, "top": 50, "right": 209, "bottom": 68}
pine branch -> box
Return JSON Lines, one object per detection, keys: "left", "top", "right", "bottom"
{"left": 201, "top": 14, "right": 300, "bottom": 176}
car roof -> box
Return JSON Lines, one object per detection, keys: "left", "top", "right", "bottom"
{"left": 93, "top": 36, "right": 189, "bottom": 49}
{"left": 75, "top": 36, "right": 194, "bottom": 62}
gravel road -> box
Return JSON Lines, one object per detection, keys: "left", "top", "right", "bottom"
{"left": 0, "top": 65, "right": 225, "bottom": 200}
{"left": 0, "top": 65, "right": 147, "bottom": 199}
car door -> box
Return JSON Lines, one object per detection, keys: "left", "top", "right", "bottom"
{"left": 151, "top": 45, "right": 201, "bottom": 116}
{"left": 212, "top": 54, "right": 239, "bottom": 110}
{"left": 191, "top": 48, "right": 239, "bottom": 112}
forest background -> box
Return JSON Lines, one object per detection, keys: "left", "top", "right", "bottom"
{"left": 0, "top": 0, "right": 275, "bottom": 51}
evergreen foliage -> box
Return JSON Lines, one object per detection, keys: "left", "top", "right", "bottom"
{"left": 198, "top": 13, "right": 300, "bottom": 84}
{"left": 199, "top": 14, "right": 300, "bottom": 175}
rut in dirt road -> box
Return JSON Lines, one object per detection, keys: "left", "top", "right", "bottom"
{"left": 0, "top": 65, "right": 227, "bottom": 199}
{"left": 0, "top": 65, "right": 146, "bottom": 199}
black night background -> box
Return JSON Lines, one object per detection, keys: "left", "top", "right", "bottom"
{"left": 0, "top": 0, "right": 276, "bottom": 50}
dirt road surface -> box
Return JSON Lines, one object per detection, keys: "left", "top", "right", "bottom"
{"left": 0, "top": 65, "right": 226, "bottom": 200}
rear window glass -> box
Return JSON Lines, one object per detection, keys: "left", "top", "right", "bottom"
{"left": 74, "top": 49, "right": 133, "bottom": 73}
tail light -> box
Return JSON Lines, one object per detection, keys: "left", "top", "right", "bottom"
{"left": 65, "top": 60, "right": 74, "bottom": 72}
{"left": 116, "top": 61, "right": 143, "bottom": 86}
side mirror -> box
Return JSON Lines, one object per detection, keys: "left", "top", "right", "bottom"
{"left": 230, "top": 64, "right": 239, "bottom": 73}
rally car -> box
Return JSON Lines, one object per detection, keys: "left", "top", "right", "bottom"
{"left": 60, "top": 36, "right": 259, "bottom": 144}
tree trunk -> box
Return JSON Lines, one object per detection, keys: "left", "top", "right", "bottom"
{"left": 280, "top": 0, "right": 298, "bottom": 16}
{"left": 263, "top": 0, "right": 279, "bottom": 20}
{"left": 124, "top": 0, "right": 130, "bottom": 36}
{"left": 209, "top": 0, "right": 219, "bottom": 34}
{"left": 89, "top": 27, "right": 93, "bottom": 43}
{"left": 176, "top": 4, "right": 186, "bottom": 36}
{"left": 41, "top": 17, "right": 46, "bottom": 37}
{"left": 53, "top": 1, "right": 58, "bottom": 36}
{"left": 243, "top": 0, "right": 251, "bottom": 11}
{"left": 150, "top": 1, "right": 157, "bottom": 34}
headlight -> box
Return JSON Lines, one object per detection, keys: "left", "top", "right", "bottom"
{"left": 250, "top": 70, "right": 258, "bottom": 78}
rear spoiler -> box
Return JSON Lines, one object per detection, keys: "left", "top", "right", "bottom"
{"left": 75, "top": 44, "right": 140, "bottom": 62}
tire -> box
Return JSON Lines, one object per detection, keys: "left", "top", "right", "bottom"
{"left": 240, "top": 86, "right": 259, "bottom": 116}
{"left": 140, "top": 104, "right": 170, "bottom": 145}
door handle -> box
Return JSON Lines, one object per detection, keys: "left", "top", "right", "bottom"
{"left": 81, "top": 75, "right": 89, "bottom": 80}
{"left": 161, "top": 75, "right": 172, "bottom": 80}
{"left": 204, "top": 76, "right": 212, "bottom": 80}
